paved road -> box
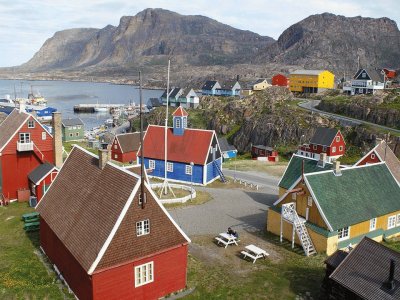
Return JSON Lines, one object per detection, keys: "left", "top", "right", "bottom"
{"left": 167, "top": 170, "right": 279, "bottom": 236}
{"left": 298, "top": 99, "right": 400, "bottom": 134}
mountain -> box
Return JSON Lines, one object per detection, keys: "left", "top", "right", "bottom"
{"left": 260, "top": 13, "right": 400, "bottom": 71}
{"left": 21, "top": 8, "right": 274, "bottom": 71}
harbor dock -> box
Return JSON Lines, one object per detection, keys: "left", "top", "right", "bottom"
{"left": 73, "top": 103, "right": 125, "bottom": 113}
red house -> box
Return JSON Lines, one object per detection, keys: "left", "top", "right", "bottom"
{"left": 272, "top": 74, "right": 289, "bottom": 87}
{"left": 28, "top": 162, "right": 58, "bottom": 201}
{"left": 0, "top": 109, "right": 57, "bottom": 202}
{"left": 251, "top": 145, "right": 278, "bottom": 162}
{"left": 298, "top": 128, "right": 345, "bottom": 162}
{"left": 355, "top": 139, "right": 400, "bottom": 183}
{"left": 36, "top": 146, "right": 190, "bottom": 300}
{"left": 111, "top": 132, "right": 141, "bottom": 163}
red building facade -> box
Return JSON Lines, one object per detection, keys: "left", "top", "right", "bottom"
{"left": 111, "top": 132, "right": 141, "bottom": 163}
{"left": 28, "top": 163, "right": 58, "bottom": 201}
{"left": 0, "top": 110, "right": 54, "bottom": 201}
{"left": 272, "top": 74, "right": 289, "bottom": 87}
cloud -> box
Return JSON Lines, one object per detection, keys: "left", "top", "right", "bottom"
{"left": 0, "top": 0, "right": 398, "bottom": 67}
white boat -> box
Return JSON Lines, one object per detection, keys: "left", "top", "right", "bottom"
{"left": 94, "top": 106, "right": 109, "bottom": 112}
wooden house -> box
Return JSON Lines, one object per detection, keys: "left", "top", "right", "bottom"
{"left": 252, "top": 78, "right": 270, "bottom": 91}
{"left": 272, "top": 74, "right": 289, "bottom": 87}
{"left": 355, "top": 139, "right": 400, "bottom": 183}
{"left": 28, "top": 162, "right": 58, "bottom": 202}
{"left": 201, "top": 80, "right": 221, "bottom": 95}
{"left": 216, "top": 81, "right": 241, "bottom": 97}
{"left": 36, "top": 146, "right": 191, "bottom": 300}
{"left": 140, "top": 107, "right": 224, "bottom": 185}
{"left": 289, "top": 70, "right": 335, "bottom": 93}
{"left": 62, "top": 118, "right": 84, "bottom": 142}
{"left": 0, "top": 109, "right": 60, "bottom": 202}
{"left": 172, "top": 89, "right": 199, "bottom": 109}
{"left": 161, "top": 87, "right": 183, "bottom": 106}
{"left": 251, "top": 145, "right": 278, "bottom": 162}
{"left": 343, "top": 69, "right": 384, "bottom": 95}
{"left": 324, "top": 237, "right": 400, "bottom": 300}
{"left": 218, "top": 137, "right": 237, "bottom": 161}
{"left": 297, "top": 127, "right": 345, "bottom": 162}
{"left": 111, "top": 132, "right": 141, "bottom": 163}
{"left": 267, "top": 162, "right": 400, "bottom": 256}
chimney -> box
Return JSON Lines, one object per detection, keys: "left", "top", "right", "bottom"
{"left": 236, "top": 74, "right": 240, "bottom": 82}
{"left": 317, "top": 153, "right": 327, "bottom": 168}
{"left": 384, "top": 259, "right": 396, "bottom": 291}
{"left": 52, "top": 112, "right": 63, "bottom": 168}
{"left": 98, "top": 148, "right": 110, "bottom": 170}
{"left": 333, "top": 160, "right": 341, "bottom": 176}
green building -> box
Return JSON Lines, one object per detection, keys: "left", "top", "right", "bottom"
{"left": 62, "top": 118, "right": 84, "bottom": 142}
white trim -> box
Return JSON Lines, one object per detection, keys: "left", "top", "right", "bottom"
{"left": 34, "top": 166, "right": 59, "bottom": 185}
{"left": 134, "top": 261, "right": 154, "bottom": 287}
{"left": 337, "top": 226, "right": 350, "bottom": 241}
{"left": 144, "top": 181, "right": 191, "bottom": 243}
{"left": 277, "top": 154, "right": 295, "bottom": 187}
{"left": 203, "top": 131, "right": 216, "bottom": 166}
{"left": 115, "top": 132, "right": 140, "bottom": 154}
{"left": 113, "top": 136, "right": 123, "bottom": 153}
{"left": 0, "top": 111, "right": 30, "bottom": 152}
{"left": 370, "top": 217, "right": 377, "bottom": 231}
{"left": 354, "top": 144, "right": 381, "bottom": 166}
{"left": 88, "top": 179, "right": 140, "bottom": 275}
{"left": 388, "top": 215, "right": 397, "bottom": 230}
{"left": 273, "top": 177, "right": 302, "bottom": 206}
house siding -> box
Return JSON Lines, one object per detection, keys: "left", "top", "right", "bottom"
{"left": 272, "top": 74, "right": 289, "bottom": 87}
{"left": 206, "top": 157, "right": 222, "bottom": 183}
{"left": 92, "top": 245, "right": 188, "bottom": 300}
{"left": 289, "top": 71, "right": 335, "bottom": 93}
{"left": 356, "top": 150, "right": 381, "bottom": 165}
{"left": 62, "top": 125, "right": 84, "bottom": 142}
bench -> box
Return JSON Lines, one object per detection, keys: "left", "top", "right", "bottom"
{"left": 241, "top": 250, "right": 259, "bottom": 263}
{"left": 22, "top": 212, "right": 40, "bottom": 222}
{"left": 215, "top": 237, "right": 229, "bottom": 248}
{"left": 23, "top": 221, "right": 40, "bottom": 232}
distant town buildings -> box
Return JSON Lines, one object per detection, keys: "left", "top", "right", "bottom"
{"left": 62, "top": 118, "right": 84, "bottom": 142}
{"left": 343, "top": 68, "right": 385, "bottom": 95}
{"left": 289, "top": 70, "right": 335, "bottom": 93}
{"left": 201, "top": 80, "right": 241, "bottom": 97}
{"left": 111, "top": 132, "right": 141, "bottom": 163}
{"left": 272, "top": 74, "right": 289, "bottom": 87}
{"left": 161, "top": 88, "right": 199, "bottom": 108}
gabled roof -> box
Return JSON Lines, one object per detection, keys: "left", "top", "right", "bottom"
{"left": 62, "top": 118, "right": 84, "bottom": 127}
{"left": 98, "top": 131, "right": 115, "bottom": 144}
{"left": 140, "top": 125, "right": 214, "bottom": 165}
{"left": 115, "top": 132, "right": 141, "bottom": 153}
{"left": 253, "top": 78, "right": 267, "bottom": 85}
{"left": 325, "top": 250, "right": 348, "bottom": 269}
{"left": 0, "top": 109, "right": 30, "bottom": 152}
{"left": 305, "top": 163, "right": 400, "bottom": 231}
{"left": 330, "top": 237, "right": 400, "bottom": 300}
{"left": 202, "top": 80, "right": 219, "bottom": 90}
{"left": 148, "top": 98, "right": 162, "bottom": 107}
{"left": 172, "top": 106, "right": 188, "bottom": 117}
{"left": 36, "top": 146, "right": 189, "bottom": 274}
{"left": 218, "top": 137, "right": 236, "bottom": 152}
{"left": 353, "top": 68, "right": 384, "bottom": 82}
{"left": 355, "top": 140, "right": 400, "bottom": 183}
{"left": 310, "top": 127, "right": 340, "bottom": 146}
{"left": 290, "top": 70, "right": 326, "bottom": 76}
{"left": 278, "top": 154, "right": 333, "bottom": 190}
{"left": 253, "top": 145, "right": 274, "bottom": 151}
{"left": 221, "top": 81, "right": 240, "bottom": 90}
{"left": 28, "top": 162, "right": 57, "bottom": 184}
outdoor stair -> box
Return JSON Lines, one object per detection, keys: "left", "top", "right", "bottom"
{"left": 33, "top": 143, "right": 45, "bottom": 163}
{"left": 293, "top": 214, "right": 316, "bottom": 256}
{"left": 213, "top": 161, "right": 227, "bottom": 183}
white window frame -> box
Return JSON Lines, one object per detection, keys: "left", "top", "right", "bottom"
{"left": 339, "top": 146, "right": 343, "bottom": 152}
{"left": 370, "top": 218, "right": 377, "bottom": 231}
{"left": 371, "top": 153, "right": 376, "bottom": 159}
{"left": 19, "top": 133, "right": 31, "bottom": 143}
{"left": 114, "top": 144, "right": 118, "bottom": 150}
{"left": 332, "top": 146, "right": 336, "bottom": 153}
{"left": 114, "top": 154, "right": 118, "bottom": 159}
{"left": 69, "top": 133, "right": 73, "bottom": 137}
{"left": 337, "top": 226, "right": 350, "bottom": 241}
{"left": 183, "top": 117, "right": 187, "bottom": 128}
{"left": 307, "top": 196, "right": 313, "bottom": 207}
{"left": 388, "top": 216, "right": 396, "bottom": 229}
{"left": 42, "top": 132, "right": 46, "bottom": 140}
{"left": 185, "top": 165, "right": 192, "bottom": 175}
{"left": 167, "top": 162, "right": 173, "bottom": 172}
{"left": 149, "top": 160, "right": 155, "bottom": 170}
{"left": 313, "top": 145, "right": 317, "bottom": 150}
{"left": 322, "top": 146, "right": 327, "bottom": 152}
{"left": 136, "top": 219, "right": 150, "bottom": 236}
{"left": 134, "top": 261, "right": 154, "bottom": 287}
{"left": 291, "top": 193, "right": 296, "bottom": 200}
{"left": 27, "top": 120, "right": 35, "bottom": 128}
{"left": 336, "top": 136, "right": 340, "bottom": 142}
{"left": 397, "top": 214, "right": 400, "bottom": 226}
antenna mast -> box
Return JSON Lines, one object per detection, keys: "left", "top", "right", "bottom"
{"left": 139, "top": 71, "right": 146, "bottom": 208}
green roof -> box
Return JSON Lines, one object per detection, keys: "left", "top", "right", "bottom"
{"left": 306, "top": 163, "right": 400, "bottom": 231}
{"left": 279, "top": 155, "right": 333, "bottom": 190}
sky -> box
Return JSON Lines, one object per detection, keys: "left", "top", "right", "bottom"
{"left": 0, "top": 0, "right": 399, "bottom": 67}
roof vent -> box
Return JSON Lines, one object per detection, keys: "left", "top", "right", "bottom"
{"left": 381, "top": 259, "right": 399, "bottom": 295}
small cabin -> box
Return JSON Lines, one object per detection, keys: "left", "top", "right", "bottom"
{"left": 272, "top": 74, "right": 289, "bottom": 87}
{"left": 111, "top": 132, "right": 141, "bottom": 163}
{"left": 251, "top": 145, "right": 278, "bottom": 162}
{"left": 28, "top": 162, "right": 58, "bottom": 201}
{"left": 62, "top": 118, "right": 84, "bottom": 142}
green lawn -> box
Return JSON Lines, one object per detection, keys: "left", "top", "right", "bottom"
{"left": 0, "top": 203, "right": 71, "bottom": 299}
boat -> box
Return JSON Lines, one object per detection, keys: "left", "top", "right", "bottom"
{"left": 27, "top": 86, "right": 47, "bottom": 106}
{"left": 94, "top": 106, "right": 109, "bottom": 112}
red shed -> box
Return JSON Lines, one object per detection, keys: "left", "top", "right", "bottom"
{"left": 111, "top": 132, "right": 141, "bottom": 163}
{"left": 272, "top": 74, "right": 289, "bottom": 87}
{"left": 28, "top": 162, "right": 58, "bottom": 201}
{"left": 36, "top": 146, "right": 190, "bottom": 300}
{"left": 298, "top": 128, "right": 345, "bottom": 162}
{"left": 251, "top": 145, "right": 278, "bottom": 162}
{"left": 0, "top": 109, "right": 55, "bottom": 202}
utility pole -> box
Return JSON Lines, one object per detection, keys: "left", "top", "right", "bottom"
{"left": 139, "top": 71, "right": 146, "bottom": 209}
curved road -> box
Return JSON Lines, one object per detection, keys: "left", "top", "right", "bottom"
{"left": 297, "top": 98, "right": 400, "bottom": 134}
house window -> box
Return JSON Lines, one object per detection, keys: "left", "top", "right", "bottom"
{"left": 322, "top": 146, "right": 327, "bottom": 152}
{"left": 42, "top": 132, "right": 46, "bottom": 140}
{"left": 28, "top": 120, "right": 35, "bottom": 128}
{"left": 307, "top": 196, "right": 313, "bottom": 207}
{"left": 149, "top": 160, "right": 155, "bottom": 170}
{"left": 136, "top": 219, "right": 150, "bottom": 236}
{"left": 338, "top": 227, "right": 350, "bottom": 241}
{"left": 339, "top": 146, "right": 343, "bottom": 152}
{"left": 291, "top": 193, "right": 296, "bottom": 200}
{"left": 75, "top": 132, "right": 79, "bottom": 136}
{"left": 370, "top": 218, "right": 377, "bottom": 231}
{"left": 114, "top": 154, "right": 118, "bottom": 159}
{"left": 388, "top": 216, "right": 396, "bottom": 229}
{"left": 135, "top": 262, "right": 154, "bottom": 287}
{"left": 185, "top": 165, "right": 192, "bottom": 175}
{"left": 176, "top": 118, "right": 181, "bottom": 128}
{"left": 397, "top": 214, "right": 400, "bottom": 226}
{"left": 114, "top": 144, "right": 118, "bottom": 149}
{"left": 313, "top": 145, "right": 317, "bottom": 150}
{"left": 167, "top": 162, "right": 173, "bottom": 172}
{"left": 72, "top": 126, "right": 77, "bottom": 130}
{"left": 19, "top": 133, "right": 30, "bottom": 143}
{"left": 183, "top": 117, "right": 187, "bottom": 128}
{"left": 77, "top": 125, "right": 81, "bottom": 129}
{"left": 332, "top": 147, "right": 336, "bottom": 153}
{"left": 336, "top": 136, "right": 340, "bottom": 142}
{"left": 371, "top": 153, "right": 376, "bottom": 159}
{"left": 69, "top": 133, "right": 73, "bottom": 137}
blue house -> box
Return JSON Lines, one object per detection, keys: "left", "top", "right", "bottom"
{"left": 218, "top": 137, "right": 237, "bottom": 161}
{"left": 215, "top": 81, "right": 241, "bottom": 96}
{"left": 139, "top": 106, "right": 224, "bottom": 185}
{"left": 201, "top": 80, "right": 221, "bottom": 96}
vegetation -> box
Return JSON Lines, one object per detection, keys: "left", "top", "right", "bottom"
{"left": 339, "top": 145, "right": 362, "bottom": 165}
{"left": 63, "top": 141, "right": 97, "bottom": 155}
{"left": 0, "top": 203, "right": 72, "bottom": 299}
{"left": 223, "top": 161, "right": 288, "bottom": 177}
{"left": 163, "top": 191, "right": 212, "bottom": 209}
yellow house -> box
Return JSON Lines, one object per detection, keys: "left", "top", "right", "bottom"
{"left": 241, "top": 89, "right": 254, "bottom": 96}
{"left": 267, "top": 162, "right": 400, "bottom": 256}
{"left": 289, "top": 70, "right": 335, "bottom": 93}
{"left": 252, "top": 79, "right": 270, "bottom": 91}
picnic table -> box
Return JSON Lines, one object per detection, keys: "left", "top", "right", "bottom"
{"left": 215, "top": 232, "right": 239, "bottom": 248}
{"left": 241, "top": 244, "right": 269, "bottom": 263}
{"left": 22, "top": 212, "right": 40, "bottom": 222}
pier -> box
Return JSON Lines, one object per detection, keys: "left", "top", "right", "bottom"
{"left": 73, "top": 103, "right": 125, "bottom": 113}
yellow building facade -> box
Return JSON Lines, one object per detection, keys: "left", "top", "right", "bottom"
{"left": 289, "top": 70, "right": 335, "bottom": 93}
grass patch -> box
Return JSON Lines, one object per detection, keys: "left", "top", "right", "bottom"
{"left": 339, "top": 145, "right": 362, "bottom": 165}
{"left": 163, "top": 191, "right": 212, "bottom": 209}
{"left": 63, "top": 141, "right": 97, "bottom": 154}
{"left": 0, "top": 203, "right": 71, "bottom": 299}
{"left": 207, "top": 177, "right": 245, "bottom": 189}
{"left": 383, "top": 238, "right": 400, "bottom": 252}
{"left": 223, "top": 160, "right": 288, "bottom": 177}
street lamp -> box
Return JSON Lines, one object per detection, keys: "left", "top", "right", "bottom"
{"left": 190, "top": 162, "right": 194, "bottom": 201}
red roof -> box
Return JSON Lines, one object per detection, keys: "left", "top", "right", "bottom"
{"left": 172, "top": 106, "right": 188, "bottom": 117}
{"left": 141, "top": 125, "right": 214, "bottom": 165}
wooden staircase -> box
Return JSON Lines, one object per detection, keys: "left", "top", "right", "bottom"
{"left": 213, "top": 161, "right": 227, "bottom": 183}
